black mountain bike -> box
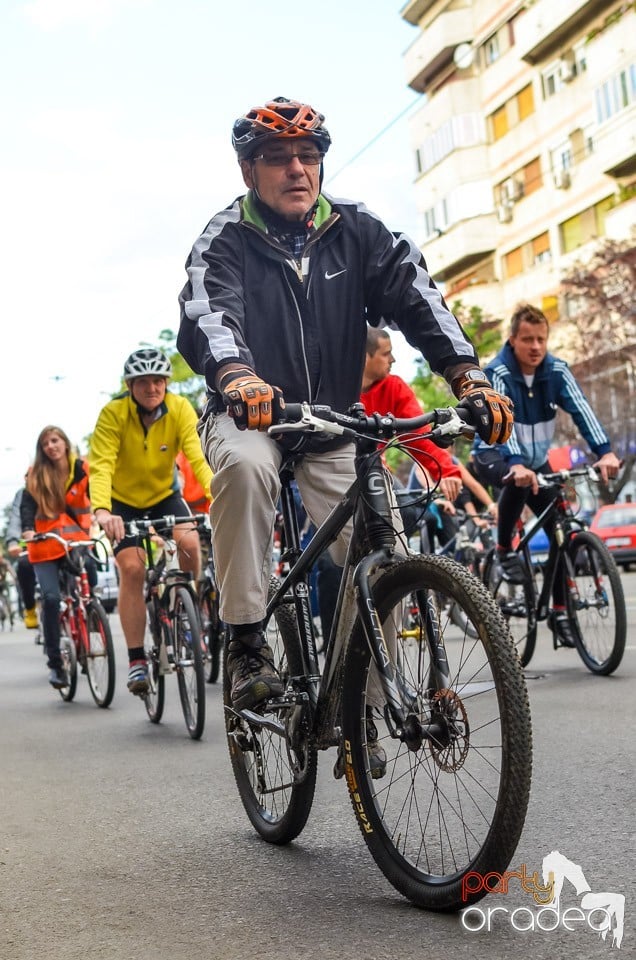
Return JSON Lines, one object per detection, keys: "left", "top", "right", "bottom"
{"left": 481, "top": 467, "right": 626, "bottom": 674}
{"left": 224, "top": 402, "right": 532, "bottom": 912}
{"left": 125, "top": 515, "right": 207, "bottom": 739}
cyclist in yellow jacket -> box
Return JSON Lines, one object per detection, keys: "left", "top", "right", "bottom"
{"left": 90, "top": 348, "right": 213, "bottom": 696}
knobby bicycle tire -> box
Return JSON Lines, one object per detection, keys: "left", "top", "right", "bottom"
{"left": 567, "top": 531, "right": 626, "bottom": 675}
{"left": 144, "top": 603, "right": 165, "bottom": 723}
{"left": 0, "top": 591, "right": 14, "bottom": 631}
{"left": 224, "top": 576, "right": 318, "bottom": 844}
{"left": 482, "top": 546, "right": 537, "bottom": 667}
{"left": 174, "top": 586, "right": 206, "bottom": 739}
{"left": 59, "top": 625, "right": 78, "bottom": 702}
{"left": 341, "top": 554, "right": 532, "bottom": 911}
{"left": 85, "top": 599, "right": 116, "bottom": 708}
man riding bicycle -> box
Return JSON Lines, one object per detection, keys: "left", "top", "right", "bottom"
{"left": 177, "top": 96, "right": 513, "bottom": 737}
{"left": 90, "top": 349, "right": 213, "bottom": 696}
{"left": 472, "top": 303, "right": 620, "bottom": 646}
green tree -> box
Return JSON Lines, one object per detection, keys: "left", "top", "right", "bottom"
{"left": 154, "top": 329, "right": 206, "bottom": 411}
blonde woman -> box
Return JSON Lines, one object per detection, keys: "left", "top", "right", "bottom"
{"left": 21, "top": 426, "right": 93, "bottom": 689}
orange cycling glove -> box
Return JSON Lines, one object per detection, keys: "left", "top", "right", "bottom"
{"left": 456, "top": 371, "right": 514, "bottom": 445}
{"left": 218, "top": 368, "right": 285, "bottom": 431}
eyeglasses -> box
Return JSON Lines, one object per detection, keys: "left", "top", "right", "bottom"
{"left": 252, "top": 150, "right": 324, "bottom": 167}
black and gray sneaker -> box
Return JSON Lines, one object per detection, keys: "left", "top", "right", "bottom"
{"left": 226, "top": 635, "right": 284, "bottom": 710}
{"left": 365, "top": 709, "right": 387, "bottom": 780}
{"left": 548, "top": 610, "right": 577, "bottom": 648}
{"left": 497, "top": 549, "right": 527, "bottom": 585}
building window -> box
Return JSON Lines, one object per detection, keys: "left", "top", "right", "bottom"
{"left": 523, "top": 157, "right": 542, "bottom": 196}
{"left": 532, "top": 232, "right": 551, "bottom": 265}
{"left": 484, "top": 34, "right": 500, "bottom": 66}
{"left": 559, "top": 197, "right": 614, "bottom": 253}
{"left": 492, "top": 105, "right": 508, "bottom": 141}
{"left": 517, "top": 84, "right": 535, "bottom": 120}
{"left": 594, "top": 63, "right": 636, "bottom": 123}
{"left": 504, "top": 246, "right": 523, "bottom": 278}
{"left": 551, "top": 141, "right": 573, "bottom": 172}
{"left": 490, "top": 85, "right": 534, "bottom": 141}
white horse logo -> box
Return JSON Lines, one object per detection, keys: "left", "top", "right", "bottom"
{"left": 542, "top": 850, "right": 625, "bottom": 949}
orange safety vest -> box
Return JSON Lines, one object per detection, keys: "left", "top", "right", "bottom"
{"left": 27, "top": 458, "right": 92, "bottom": 564}
{"left": 176, "top": 451, "right": 212, "bottom": 514}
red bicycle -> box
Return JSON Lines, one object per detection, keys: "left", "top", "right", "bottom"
{"left": 32, "top": 533, "right": 116, "bottom": 707}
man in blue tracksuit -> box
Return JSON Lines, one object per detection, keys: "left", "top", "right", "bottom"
{"left": 472, "top": 302, "right": 620, "bottom": 647}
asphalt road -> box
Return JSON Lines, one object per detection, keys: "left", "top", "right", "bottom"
{"left": 1, "top": 578, "right": 635, "bottom": 960}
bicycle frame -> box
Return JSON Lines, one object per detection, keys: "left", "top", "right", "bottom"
{"left": 262, "top": 433, "right": 452, "bottom": 751}
{"left": 59, "top": 561, "right": 92, "bottom": 655}
{"left": 512, "top": 476, "right": 589, "bottom": 621}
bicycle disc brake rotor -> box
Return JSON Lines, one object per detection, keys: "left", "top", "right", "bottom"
{"left": 428, "top": 688, "right": 469, "bottom": 771}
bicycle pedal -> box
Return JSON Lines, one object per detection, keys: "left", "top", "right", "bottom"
{"left": 333, "top": 744, "right": 345, "bottom": 780}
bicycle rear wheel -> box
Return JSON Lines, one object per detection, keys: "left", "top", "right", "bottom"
{"left": 567, "top": 531, "right": 626, "bottom": 675}
{"left": 59, "top": 628, "right": 78, "bottom": 702}
{"left": 482, "top": 547, "right": 537, "bottom": 667}
{"left": 174, "top": 586, "right": 206, "bottom": 739}
{"left": 144, "top": 607, "right": 165, "bottom": 723}
{"left": 225, "top": 577, "right": 317, "bottom": 844}
{"left": 85, "top": 600, "right": 116, "bottom": 708}
{"left": 341, "top": 554, "right": 532, "bottom": 911}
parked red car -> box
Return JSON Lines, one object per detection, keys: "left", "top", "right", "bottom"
{"left": 590, "top": 503, "right": 636, "bottom": 570}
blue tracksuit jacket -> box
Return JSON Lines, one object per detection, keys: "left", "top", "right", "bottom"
{"left": 473, "top": 342, "right": 611, "bottom": 469}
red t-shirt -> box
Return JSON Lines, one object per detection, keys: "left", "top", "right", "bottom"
{"left": 360, "top": 375, "right": 460, "bottom": 482}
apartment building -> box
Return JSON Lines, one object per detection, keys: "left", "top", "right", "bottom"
{"left": 401, "top": 0, "right": 636, "bottom": 347}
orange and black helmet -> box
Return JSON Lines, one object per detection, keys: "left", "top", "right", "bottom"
{"left": 232, "top": 96, "right": 332, "bottom": 160}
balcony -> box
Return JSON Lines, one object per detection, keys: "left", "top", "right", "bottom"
{"left": 409, "top": 77, "right": 482, "bottom": 139}
{"left": 594, "top": 104, "right": 636, "bottom": 179}
{"left": 422, "top": 214, "right": 498, "bottom": 282}
{"left": 516, "top": 0, "right": 608, "bottom": 65}
{"left": 400, "top": 0, "right": 436, "bottom": 27}
{"left": 404, "top": 10, "right": 473, "bottom": 92}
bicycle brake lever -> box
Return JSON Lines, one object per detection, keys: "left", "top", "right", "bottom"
{"left": 269, "top": 402, "right": 346, "bottom": 437}
{"left": 429, "top": 407, "right": 475, "bottom": 442}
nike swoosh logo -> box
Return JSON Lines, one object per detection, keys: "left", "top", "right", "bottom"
{"left": 325, "top": 269, "right": 347, "bottom": 280}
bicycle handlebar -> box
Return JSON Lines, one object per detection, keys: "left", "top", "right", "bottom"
{"left": 123, "top": 513, "right": 208, "bottom": 538}
{"left": 270, "top": 402, "right": 475, "bottom": 443}
{"left": 502, "top": 465, "right": 600, "bottom": 488}
{"left": 29, "top": 533, "right": 109, "bottom": 566}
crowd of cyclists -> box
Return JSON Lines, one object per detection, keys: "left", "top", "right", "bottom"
{"left": 0, "top": 95, "right": 622, "bottom": 714}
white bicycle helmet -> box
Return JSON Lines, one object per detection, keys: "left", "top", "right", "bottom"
{"left": 123, "top": 348, "right": 172, "bottom": 381}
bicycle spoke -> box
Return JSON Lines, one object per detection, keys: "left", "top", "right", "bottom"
{"left": 342, "top": 555, "right": 532, "bottom": 910}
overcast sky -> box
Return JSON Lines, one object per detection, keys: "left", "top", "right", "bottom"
{"left": 1, "top": 0, "right": 426, "bottom": 510}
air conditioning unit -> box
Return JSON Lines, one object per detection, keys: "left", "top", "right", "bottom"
{"left": 554, "top": 168, "right": 571, "bottom": 189}
{"left": 496, "top": 202, "right": 513, "bottom": 223}
{"left": 502, "top": 177, "right": 524, "bottom": 203}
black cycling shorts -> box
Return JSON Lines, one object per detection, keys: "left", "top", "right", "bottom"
{"left": 110, "top": 494, "right": 193, "bottom": 556}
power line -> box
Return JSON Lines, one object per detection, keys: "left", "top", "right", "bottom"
{"left": 325, "top": 96, "right": 422, "bottom": 185}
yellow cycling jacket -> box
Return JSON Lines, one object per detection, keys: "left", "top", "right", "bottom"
{"left": 89, "top": 391, "right": 212, "bottom": 511}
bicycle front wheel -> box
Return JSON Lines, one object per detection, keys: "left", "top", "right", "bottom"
{"left": 341, "top": 554, "right": 532, "bottom": 911}
{"left": 199, "top": 578, "right": 223, "bottom": 684}
{"left": 482, "top": 547, "right": 537, "bottom": 667}
{"left": 568, "top": 531, "right": 626, "bottom": 675}
{"left": 85, "top": 600, "right": 116, "bottom": 708}
{"left": 174, "top": 587, "right": 206, "bottom": 739}
{"left": 59, "top": 628, "right": 78, "bottom": 702}
{"left": 225, "top": 577, "right": 318, "bottom": 845}
{"left": 144, "top": 607, "right": 165, "bottom": 724}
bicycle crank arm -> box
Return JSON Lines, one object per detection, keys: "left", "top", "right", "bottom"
{"left": 225, "top": 706, "right": 287, "bottom": 738}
